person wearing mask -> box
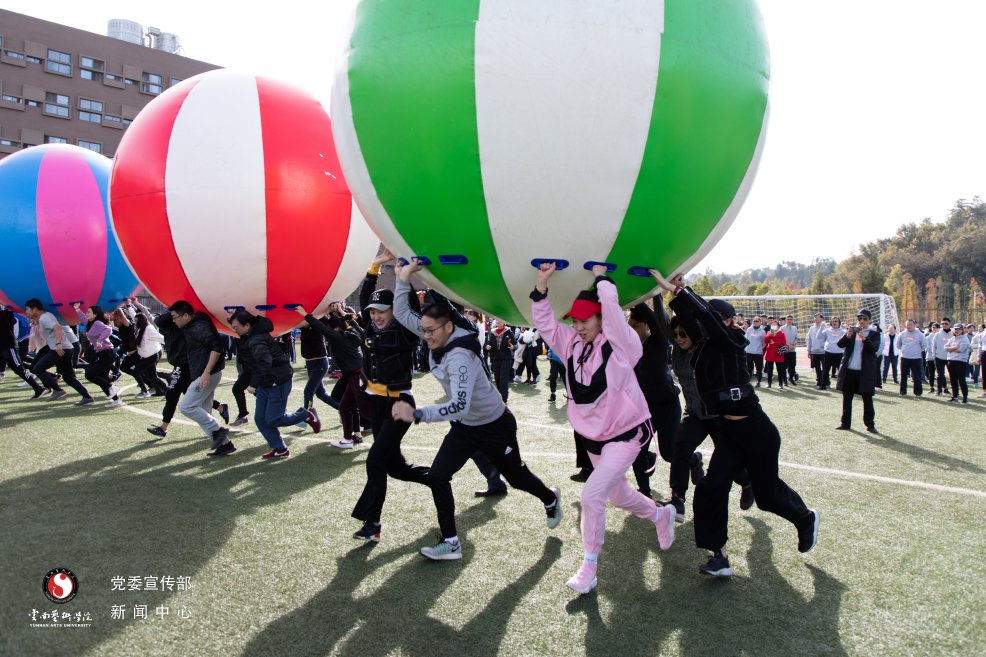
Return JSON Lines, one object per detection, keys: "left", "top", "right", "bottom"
{"left": 534, "top": 263, "right": 674, "bottom": 594}
{"left": 880, "top": 324, "right": 899, "bottom": 385}
{"left": 744, "top": 317, "right": 766, "bottom": 388}
{"left": 485, "top": 324, "right": 515, "bottom": 403}
{"left": 24, "top": 299, "right": 93, "bottom": 404}
{"left": 391, "top": 259, "right": 563, "bottom": 563}
{"left": 895, "top": 319, "right": 925, "bottom": 397}
{"left": 651, "top": 270, "right": 818, "bottom": 579}
{"left": 72, "top": 303, "right": 124, "bottom": 408}
{"left": 763, "top": 321, "right": 788, "bottom": 389}
{"left": 0, "top": 305, "right": 46, "bottom": 398}
{"left": 230, "top": 311, "right": 317, "bottom": 458}
{"left": 932, "top": 318, "right": 953, "bottom": 397}
{"left": 805, "top": 314, "right": 828, "bottom": 390}
{"left": 944, "top": 324, "right": 970, "bottom": 404}
{"left": 780, "top": 316, "right": 799, "bottom": 385}
{"left": 822, "top": 317, "right": 847, "bottom": 390}
{"left": 835, "top": 309, "right": 881, "bottom": 433}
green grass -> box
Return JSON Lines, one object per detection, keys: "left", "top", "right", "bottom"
{"left": 1, "top": 361, "right": 984, "bottom": 657}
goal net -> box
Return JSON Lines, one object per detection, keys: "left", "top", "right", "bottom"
{"left": 704, "top": 294, "right": 900, "bottom": 344}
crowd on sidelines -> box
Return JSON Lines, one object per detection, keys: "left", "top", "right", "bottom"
{"left": 29, "top": 252, "right": 967, "bottom": 594}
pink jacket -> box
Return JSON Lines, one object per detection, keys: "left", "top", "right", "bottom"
{"left": 532, "top": 279, "right": 650, "bottom": 441}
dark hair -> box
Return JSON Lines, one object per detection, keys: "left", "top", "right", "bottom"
{"left": 85, "top": 305, "right": 106, "bottom": 332}
{"left": 420, "top": 303, "right": 453, "bottom": 323}
{"left": 24, "top": 298, "right": 44, "bottom": 311}
{"left": 170, "top": 300, "right": 195, "bottom": 316}
{"left": 941, "top": 317, "right": 951, "bottom": 323}
{"left": 230, "top": 310, "right": 260, "bottom": 327}
{"left": 135, "top": 312, "right": 149, "bottom": 344}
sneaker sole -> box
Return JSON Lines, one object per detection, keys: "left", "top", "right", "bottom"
{"left": 800, "top": 510, "right": 820, "bottom": 553}
{"left": 419, "top": 549, "right": 462, "bottom": 561}
{"left": 565, "top": 577, "right": 597, "bottom": 595}
{"left": 330, "top": 443, "right": 354, "bottom": 450}
{"left": 700, "top": 567, "right": 734, "bottom": 578}
{"left": 547, "top": 487, "right": 563, "bottom": 529}
{"left": 354, "top": 533, "right": 381, "bottom": 542}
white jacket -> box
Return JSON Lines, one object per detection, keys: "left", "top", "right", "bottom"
{"left": 137, "top": 322, "right": 165, "bottom": 358}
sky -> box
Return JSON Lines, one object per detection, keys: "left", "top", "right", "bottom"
{"left": 4, "top": 0, "right": 984, "bottom": 276}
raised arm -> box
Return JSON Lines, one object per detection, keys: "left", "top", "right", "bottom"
{"left": 596, "top": 277, "right": 642, "bottom": 364}
{"left": 392, "top": 260, "right": 424, "bottom": 338}
{"left": 529, "top": 262, "right": 576, "bottom": 359}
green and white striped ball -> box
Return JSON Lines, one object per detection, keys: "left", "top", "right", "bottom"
{"left": 333, "top": 0, "right": 769, "bottom": 324}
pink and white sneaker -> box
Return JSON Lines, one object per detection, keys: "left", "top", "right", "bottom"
{"left": 655, "top": 504, "right": 676, "bottom": 550}
{"left": 565, "top": 562, "right": 598, "bottom": 595}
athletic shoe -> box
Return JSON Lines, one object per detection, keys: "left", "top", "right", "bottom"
{"left": 659, "top": 494, "right": 686, "bottom": 523}
{"left": 150, "top": 389, "right": 166, "bottom": 397}
{"left": 654, "top": 505, "right": 676, "bottom": 550}
{"left": 569, "top": 468, "right": 592, "bottom": 483}
{"left": 218, "top": 403, "right": 230, "bottom": 424}
{"left": 474, "top": 487, "right": 507, "bottom": 498}
{"left": 790, "top": 378, "right": 798, "bottom": 386}
{"left": 360, "top": 429, "right": 374, "bottom": 438}
{"left": 798, "top": 509, "right": 820, "bottom": 553}
{"left": 146, "top": 426, "right": 167, "bottom": 438}
{"left": 547, "top": 394, "right": 556, "bottom": 402}
{"left": 106, "top": 398, "right": 124, "bottom": 408}
{"left": 866, "top": 426, "right": 878, "bottom": 434}
{"left": 306, "top": 407, "right": 321, "bottom": 434}
{"left": 74, "top": 396, "right": 95, "bottom": 406}
{"left": 835, "top": 425, "right": 850, "bottom": 431}
{"left": 755, "top": 382, "right": 760, "bottom": 388}
{"left": 354, "top": 522, "right": 381, "bottom": 542}
{"left": 330, "top": 438, "right": 355, "bottom": 449}
{"left": 962, "top": 399, "right": 968, "bottom": 404}
{"left": 546, "top": 487, "right": 563, "bottom": 529}
{"left": 32, "top": 388, "right": 51, "bottom": 399}
{"left": 48, "top": 390, "right": 69, "bottom": 402}
{"left": 261, "top": 448, "right": 290, "bottom": 459}
{"left": 420, "top": 539, "right": 462, "bottom": 561}
{"left": 17, "top": 381, "right": 30, "bottom": 388}
{"left": 108, "top": 384, "right": 120, "bottom": 398}
{"left": 351, "top": 434, "right": 364, "bottom": 445}
{"left": 690, "top": 452, "right": 705, "bottom": 485}
{"left": 565, "top": 562, "right": 598, "bottom": 595}
{"left": 740, "top": 484, "right": 755, "bottom": 510}
{"left": 699, "top": 551, "right": 733, "bottom": 578}
{"left": 134, "top": 390, "right": 152, "bottom": 399}
{"left": 110, "top": 372, "right": 122, "bottom": 382}
{"left": 207, "top": 441, "right": 237, "bottom": 457}
{"left": 230, "top": 414, "right": 250, "bottom": 427}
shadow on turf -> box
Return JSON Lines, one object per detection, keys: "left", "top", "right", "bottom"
{"left": 861, "top": 433, "right": 986, "bottom": 474}
{"left": 0, "top": 438, "right": 355, "bottom": 657}
{"left": 239, "top": 500, "right": 564, "bottom": 657}
{"left": 566, "top": 516, "right": 848, "bottom": 657}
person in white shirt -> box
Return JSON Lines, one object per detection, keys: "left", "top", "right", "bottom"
{"left": 805, "top": 314, "right": 828, "bottom": 389}
{"left": 744, "top": 317, "right": 766, "bottom": 387}
{"left": 821, "top": 317, "right": 847, "bottom": 390}
{"left": 880, "top": 324, "right": 899, "bottom": 385}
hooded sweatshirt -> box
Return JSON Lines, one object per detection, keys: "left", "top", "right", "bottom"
{"left": 238, "top": 317, "right": 293, "bottom": 388}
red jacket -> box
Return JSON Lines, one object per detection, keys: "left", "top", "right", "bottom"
{"left": 764, "top": 330, "right": 787, "bottom": 363}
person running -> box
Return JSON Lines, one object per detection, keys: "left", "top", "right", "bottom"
{"left": 533, "top": 263, "right": 675, "bottom": 594}
{"left": 24, "top": 299, "right": 93, "bottom": 404}
{"left": 72, "top": 303, "right": 123, "bottom": 408}
{"left": 651, "top": 270, "right": 818, "bottom": 579}
{"left": 546, "top": 345, "right": 565, "bottom": 403}
{"left": 944, "top": 324, "right": 970, "bottom": 404}
{"left": 347, "top": 249, "right": 433, "bottom": 543}
{"left": 763, "top": 321, "right": 788, "bottom": 389}
{"left": 835, "top": 309, "right": 881, "bottom": 434}
{"left": 230, "top": 311, "right": 319, "bottom": 459}
{"left": 130, "top": 306, "right": 169, "bottom": 397}
{"left": 895, "top": 319, "right": 925, "bottom": 397}
{"left": 391, "top": 258, "right": 563, "bottom": 563}
{"left": 744, "top": 317, "right": 766, "bottom": 387}
{"left": 296, "top": 306, "right": 341, "bottom": 418}
{"left": 0, "top": 306, "right": 46, "bottom": 398}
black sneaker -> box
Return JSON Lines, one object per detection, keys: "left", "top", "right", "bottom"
{"left": 547, "top": 394, "right": 556, "bottom": 402}
{"left": 31, "top": 388, "right": 51, "bottom": 399}
{"left": 659, "top": 494, "right": 686, "bottom": 523}
{"left": 866, "top": 426, "right": 878, "bottom": 434}
{"left": 699, "top": 551, "right": 733, "bottom": 577}
{"left": 147, "top": 426, "right": 167, "bottom": 438}
{"left": 690, "top": 452, "right": 705, "bottom": 485}
{"left": 569, "top": 468, "right": 592, "bottom": 483}
{"left": 207, "top": 441, "right": 237, "bottom": 457}
{"left": 474, "top": 487, "right": 508, "bottom": 498}
{"left": 835, "top": 425, "right": 850, "bottom": 431}
{"left": 351, "top": 433, "right": 364, "bottom": 446}
{"left": 354, "top": 522, "right": 381, "bottom": 542}
{"left": 218, "top": 403, "right": 230, "bottom": 424}
{"left": 739, "top": 484, "right": 755, "bottom": 510}
{"left": 798, "top": 509, "right": 820, "bottom": 553}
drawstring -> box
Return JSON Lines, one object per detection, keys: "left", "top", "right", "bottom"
{"left": 573, "top": 340, "right": 594, "bottom": 384}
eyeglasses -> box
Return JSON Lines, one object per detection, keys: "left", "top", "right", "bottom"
{"left": 672, "top": 330, "right": 689, "bottom": 339}
{"left": 420, "top": 320, "right": 449, "bottom": 337}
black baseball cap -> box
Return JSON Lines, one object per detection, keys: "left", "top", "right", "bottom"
{"left": 708, "top": 299, "right": 735, "bottom": 319}
{"left": 366, "top": 289, "right": 394, "bottom": 311}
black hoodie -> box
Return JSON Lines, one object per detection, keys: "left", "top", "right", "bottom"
{"left": 238, "top": 317, "right": 293, "bottom": 388}
{"left": 302, "top": 313, "right": 363, "bottom": 374}
{"left": 182, "top": 311, "right": 226, "bottom": 380}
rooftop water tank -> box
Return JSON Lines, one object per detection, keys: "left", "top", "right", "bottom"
{"left": 107, "top": 19, "right": 144, "bottom": 45}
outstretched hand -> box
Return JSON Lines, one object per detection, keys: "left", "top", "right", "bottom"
{"left": 536, "top": 262, "right": 557, "bottom": 292}
{"left": 397, "top": 257, "right": 424, "bottom": 283}
{"left": 649, "top": 269, "right": 683, "bottom": 293}
{"left": 373, "top": 248, "right": 395, "bottom": 266}
{"left": 293, "top": 305, "right": 308, "bottom": 316}
{"left": 591, "top": 264, "right": 609, "bottom": 277}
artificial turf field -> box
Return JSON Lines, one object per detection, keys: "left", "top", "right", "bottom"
{"left": 0, "top": 358, "right": 983, "bottom": 657}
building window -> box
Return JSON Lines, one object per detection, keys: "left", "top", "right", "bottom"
{"left": 44, "top": 92, "right": 70, "bottom": 118}
{"left": 26, "top": 55, "right": 42, "bottom": 64}
{"left": 26, "top": 100, "right": 40, "bottom": 107}
{"left": 77, "top": 140, "right": 102, "bottom": 154}
{"left": 45, "top": 135, "right": 68, "bottom": 144}
{"left": 0, "top": 139, "right": 22, "bottom": 147}
{"left": 141, "top": 72, "right": 164, "bottom": 95}
{"left": 105, "top": 73, "right": 120, "bottom": 82}
{"left": 79, "top": 98, "right": 103, "bottom": 112}
{"left": 80, "top": 56, "right": 104, "bottom": 71}
{"left": 80, "top": 69, "right": 103, "bottom": 82}
{"left": 170, "top": 77, "right": 183, "bottom": 87}
{"left": 4, "top": 50, "right": 25, "bottom": 60}
{"left": 123, "top": 78, "right": 137, "bottom": 86}
{"left": 104, "top": 114, "right": 123, "bottom": 124}
{"left": 1, "top": 94, "right": 22, "bottom": 104}
{"left": 45, "top": 49, "right": 72, "bottom": 75}
{"left": 79, "top": 111, "right": 102, "bottom": 124}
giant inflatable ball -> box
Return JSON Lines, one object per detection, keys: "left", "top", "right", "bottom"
{"left": 333, "top": 0, "right": 769, "bottom": 324}
{"left": 110, "top": 70, "right": 378, "bottom": 336}
{"left": 0, "top": 144, "right": 140, "bottom": 324}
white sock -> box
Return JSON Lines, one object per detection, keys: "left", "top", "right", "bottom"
{"left": 444, "top": 536, "right": 459, "bottom": 545}
{"left": 583, "top": 551, "right": 598, "bottom": 565}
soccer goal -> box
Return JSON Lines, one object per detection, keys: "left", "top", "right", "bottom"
{"left": 705, "top": 294, "right": 900, "bottom": 344}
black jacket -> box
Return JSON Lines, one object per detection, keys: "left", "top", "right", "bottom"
{"left": 299, "top": 320, "right": 329, "bottom": 359}
{"left": 0, "top": 310, "right": 17, "bottom": 350}
{"left": 486, "top": 331, "right": 515, "bottom": 362}
{"left": 302, "top": 313, "right": 363, "bottom": 374}
{"left": 182, "top": 312, "right": 225, "bottom": 379}
{"left": 836, "top": 326, "right": 881, "bottom": 394}
{"left": 668, "top": 288, "right": 759, "bottom": 416}
{"left": 359, "top": 271, "right": 419, "bottom": 390}
{"left": 238, "top": 317, "right": 292, "bottom": 388}
{"left": 154, "top": 313, "right": 187, "bottom": 368}
{"left": 629, "top": 302, "right": 679, "bottom": 403}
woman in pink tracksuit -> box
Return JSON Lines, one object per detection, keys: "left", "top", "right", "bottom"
{"left": 532, "top": 263, "right": 676, "bottom": 594}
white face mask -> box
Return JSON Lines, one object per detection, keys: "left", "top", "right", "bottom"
{"left": 771, "top": 325, "right": 779, "bottom": 332}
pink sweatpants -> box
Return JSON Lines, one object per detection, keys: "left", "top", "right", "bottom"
{"left": 581, "top": 436, "right": 658, "bottom": 553}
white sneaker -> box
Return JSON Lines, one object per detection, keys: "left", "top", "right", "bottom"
{"left": 106, "top": 398, "right": 124, "bottom": 408}
{"left": 329, "top": 438, "right": 354, "bottom": 450}
{"left": 134, "top": 390, "right": 151, "bottom": 399}
{"left": 420, "top": 540, "right": 462, "bottom": 561}
{"left": 108, "top": 384, "right": 120, "bottom": 398}
{"left": 546, "top": 487, "right": 563, "bottom": 529}
{"left": 16, "top": 381, "right": 30, "bottom": 388}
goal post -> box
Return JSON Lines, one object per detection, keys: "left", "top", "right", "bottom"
{"left": 705, "top": 293, "right": 900, "bottom": 344}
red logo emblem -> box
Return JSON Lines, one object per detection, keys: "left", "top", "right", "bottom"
{"left": 43, "top": 568, "right": 78, "bottom": 604}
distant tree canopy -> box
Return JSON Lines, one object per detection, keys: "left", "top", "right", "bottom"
{"left": 693, "top": 198, "right": 986, "bottom": 323}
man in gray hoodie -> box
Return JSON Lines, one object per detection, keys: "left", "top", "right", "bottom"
{"left": 391, "top": 259, "right": 562, "bottom": 561}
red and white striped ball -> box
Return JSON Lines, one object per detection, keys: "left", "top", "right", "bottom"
{"left": 109, "top": 70, "right": 377, "bottom": 336}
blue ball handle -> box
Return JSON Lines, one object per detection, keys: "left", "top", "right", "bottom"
{"left": 582, "top": 261, "right": 617, "bottom": 273}
{"left": 627, "top": 266, "right": 654, "bottom": 277}
{"left": 531, "top": 258, "right": 570, "bottom": 270}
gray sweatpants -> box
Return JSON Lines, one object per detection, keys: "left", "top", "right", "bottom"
{"left": 179, "top": 371, "right": 222, "bottom": 442}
